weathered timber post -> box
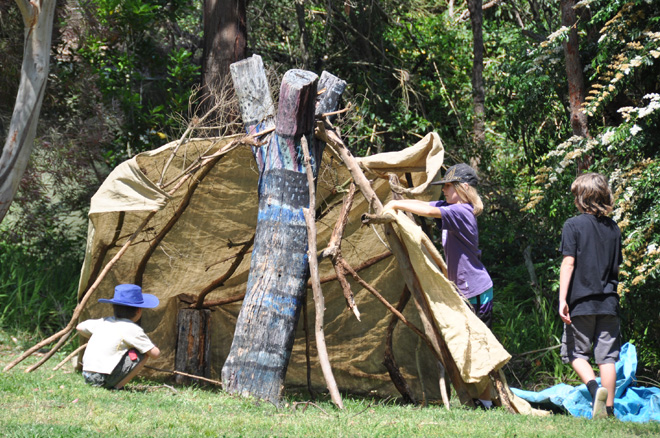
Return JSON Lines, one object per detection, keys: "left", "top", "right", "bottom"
{"left": 175, "top": 309, "right": 211, "bottom": 384}
{"left": 222, "top": 55, "right": 345, "bottom": 402}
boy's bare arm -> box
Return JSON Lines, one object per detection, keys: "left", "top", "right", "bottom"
{"left": 558, "top": 255, "right": 575, "bottom": 325}
{"left": 76, "top": 322, "right": 91, "bottom": 338}
{"left": 146, "top": 346, "right": 161, "bottom": 359}
{"left": 384, "top": 199, "right": 442, "bottom": 218}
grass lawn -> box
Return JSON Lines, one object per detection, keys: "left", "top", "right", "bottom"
{"left": 1, "top": 332, "right": 658, "bottom": 438}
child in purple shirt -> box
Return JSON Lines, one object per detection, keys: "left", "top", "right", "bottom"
{"left": 384, "top": 163, "right": 494, "bottom": 408}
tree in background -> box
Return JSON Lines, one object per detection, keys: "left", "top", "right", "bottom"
{"left": 560, "top": 0, "right": 591, "bottom": 171}
{"left": 200, "top": 0, "right": 246, "bottom": 126}
{"left": 467, "top": 0, "right": 485, "bottom": 150}
{"left": 0, "top": 0, "right": 57, "bottom": 223}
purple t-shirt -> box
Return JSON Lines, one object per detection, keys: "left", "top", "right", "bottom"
{"left": 429, "top": 201, "right": 493, "bottom": 299}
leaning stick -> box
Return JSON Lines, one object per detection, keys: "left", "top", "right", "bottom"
{"left": 301, "top": 136, "right": 344, "bottom": 410}
{"left": 313, "top": 250, "right": 392, "bottom": 286}
{"left": 323, "top": 183, "right": 360, "bottom": 320}
{"left": 193, "top": 235, "right": 255, "bottom": 309}
{"left": 383, "top": 286, "right": 417, "bottom": 405}
{"left": 25, "top": 330, "right": 74, "bottom": 373}
{"left": 53, "top": 343, "right": 87, "bottom": 371}
{"left": 302, "top": 294, "right": 316, "bottom": 400}
{"left": 491, "top": 369, "right": 518, "bottom": 414}
{"left": 145, "top": 365, "right": 223, "bottom": 387}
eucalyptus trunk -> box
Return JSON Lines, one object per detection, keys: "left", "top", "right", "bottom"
{"left": 560, "top": 0, "right": 592, "bottom": 170}
{"left": 0, "top": 0, "right": 57, "bottom": 223}
{"left": 467, "top": 0, "right": 486, "bottom": 149}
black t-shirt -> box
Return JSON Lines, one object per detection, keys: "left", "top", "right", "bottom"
{"left": 560, "top": 213, "right": 622, "bottom": 316}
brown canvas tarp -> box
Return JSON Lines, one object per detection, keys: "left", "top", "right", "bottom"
{"left": 77, "top": 132, "right": 536, "bottom": 412}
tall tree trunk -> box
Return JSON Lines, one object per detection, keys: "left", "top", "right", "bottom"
{"left": 200, "top": 0, "right": 247, "bottom": 122}
{"left": 560, "top": 0, "right": 592, "bottom": 170}
{"left": 468, "top": 0, "right": 486, "bottom": 150}
{"left": 0, "top": 0, "right": 57, "bottom": 223}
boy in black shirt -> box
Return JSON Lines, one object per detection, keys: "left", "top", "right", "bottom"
{"left": 558, "top": 173, "right": 622, "bottom": 419}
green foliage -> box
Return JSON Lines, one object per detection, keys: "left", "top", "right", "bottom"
{"left": 74, "top": 0, "right": 200, "bottom": 167}
{"left": 0, "top": 243, "right": 78, "bottom": 336}
{"left": 510, "top": 1, "right": 660, "bottom": 375}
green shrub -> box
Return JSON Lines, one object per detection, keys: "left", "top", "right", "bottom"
{"left": 0, "top": 242, "right": 79, "bottom": 336}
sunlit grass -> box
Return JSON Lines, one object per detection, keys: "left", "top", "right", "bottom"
{"left": 1, "top": 332, "right": 658, "bottom": 438}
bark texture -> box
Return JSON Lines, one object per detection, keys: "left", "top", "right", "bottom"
{"left": 0, "top": 0, "right": 57, "bottom": 222}
{"left": 467, "top": 0, "right": 486, "bottom": 147}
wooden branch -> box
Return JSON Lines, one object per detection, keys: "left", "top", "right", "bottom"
{"left": 491, "top": 370, "right": 518, "bottom": 414}
{"left": 302, "top": 136, "right": 344, "bottom": 410}
{"left": 323, "top": 183, "right": 355, "bottom": 258}
{"left": 314, "top": 251, "right": 392, "bottom": 285}
{"left": 361, "top": 213, "right": 394, "bottom": 225}
{"left": 383, "top": 286, "right": 416, "bottom": 404}
{"left": 336, "top": 261, "right": 360, "bottom": 321}
{"left": 338, "top": 258, "right": 430, "bottom": 349}
{"left": 199, "top": 293, "right": 245, "bottom": 308}
{"left": 53, "top": 343, "right": 87, "bottom": 371}
{"left": 135, "top": 147, "right": 230, "bottom": 285}
{"left": 302, "top": 293, "right": 316, "bottom": 400}
{"left": 321, "top": 183, "right": 360, "bottom": 320}
{"left": 145, "top": 365, "right": 223, "bottom": 387}
{"left": 25, "top": 331, "right": 74, "bottom": 373}
{"left": 193, "top": 235, "right": 255, "bottom": 309}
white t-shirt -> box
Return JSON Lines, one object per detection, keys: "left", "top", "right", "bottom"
{"left": 78, "top": 317, "right": 155, "bottom": 374}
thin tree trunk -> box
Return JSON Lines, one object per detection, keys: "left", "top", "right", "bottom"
{"left": 0, "top": 0, "right": 57, "bottom": 223}
{"left": 200, "top": 0, "right": 246, "bottom": 123}
{"left": 467, "top": 0, "right": 486, "bottom": 150}
{"left": 295, "top": 0, "right": 311, "bottom": 69}
{"left": 560, "top": 0, "right": 592, "bottom": 170}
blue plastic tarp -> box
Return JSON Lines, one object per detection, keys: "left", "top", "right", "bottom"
{"left": 511, "top": 343, "right": 660, "bottom": 422}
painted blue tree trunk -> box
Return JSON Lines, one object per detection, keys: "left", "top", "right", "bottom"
{"left": 223, "top": 57, "right": 347, "bottom": 402}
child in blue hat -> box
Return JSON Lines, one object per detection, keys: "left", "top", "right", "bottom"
{"left": 76, "top": 284, "right": 161, "bottom": 389}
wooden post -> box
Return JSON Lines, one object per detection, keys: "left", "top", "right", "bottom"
{"left": 222, "top": 56, "right": 346, "bottom": 403}
{"left": 175, "top": 309, "right": 212, "bottom": 384}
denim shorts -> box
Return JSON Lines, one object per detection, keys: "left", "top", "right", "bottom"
{"left": 561, "top": 314, "right": 620, "bottom": 364}
{"left": 82, "top": 349, "right": 144, "bottom": 388}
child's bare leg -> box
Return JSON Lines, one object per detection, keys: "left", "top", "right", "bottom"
{"left": 571, "top": 358, "right": 596, "bottom": 383}
{"left": 598, "top": 363, "right": 616, "bottom": 406}
{"left": 114, "top": 358, "right": 149, "bottom": 389}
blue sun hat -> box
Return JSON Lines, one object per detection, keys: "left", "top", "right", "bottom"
{"left": 98, "top": 284, "right": 159, "bottom": 308}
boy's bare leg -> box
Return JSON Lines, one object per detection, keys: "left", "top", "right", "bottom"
{"left": 571, "top": 358, "right": 596, "bottom": 383}
{"left": 114, "top": 358, "right": 149, "bottom": 389}
{"left": 598, "top": 363, "right": 616, "bottom": 407}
